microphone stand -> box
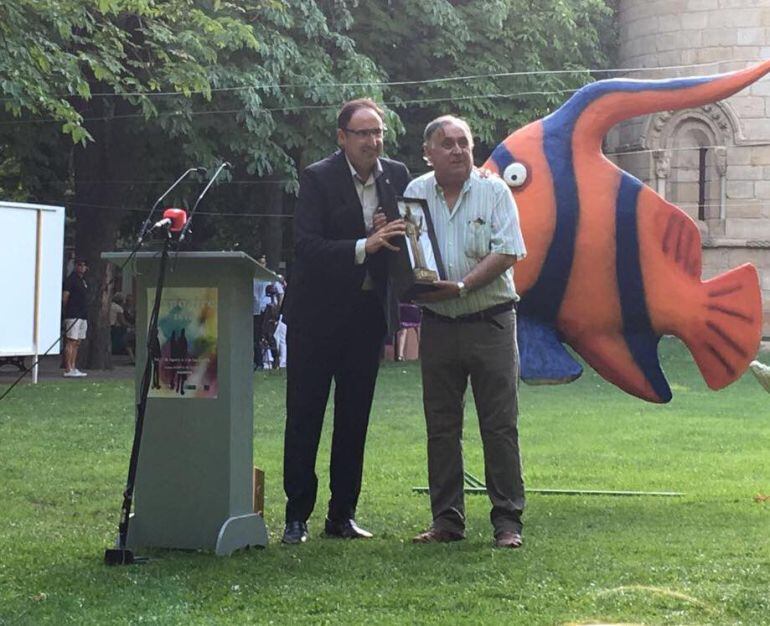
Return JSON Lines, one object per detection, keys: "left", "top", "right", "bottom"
{"left": 139, "top": 167, "right": 206, "bottom": 244}
{"left": 118, "top": 167, "right": 206, "bottom": 272}
{"left": 178, "top": 162, "right": 231, "bottom": 245}
{"left": 104, "top": 224, "right": 175, "bottom": 566}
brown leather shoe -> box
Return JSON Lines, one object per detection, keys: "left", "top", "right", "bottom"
{"left": 412, "top": 527, "right": 464, "bottom": 544}
{"left": 494, "top": 530, "right": 523, "bottom": 549}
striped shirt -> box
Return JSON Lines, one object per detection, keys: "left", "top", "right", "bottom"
{"left": 404, "top": 169, "right": 526, "bottom": 318}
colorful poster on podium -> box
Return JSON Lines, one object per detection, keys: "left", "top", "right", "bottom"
{"left": 147, "top": 287, "right": 218, "bottom": 399}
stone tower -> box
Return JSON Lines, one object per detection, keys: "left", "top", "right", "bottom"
{"left": 606, "top": 0, "right": 770, "bottom": 335}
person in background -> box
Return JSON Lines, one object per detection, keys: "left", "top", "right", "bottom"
{"left": 261, "top": 284, "right": 281, "bottom": 369}
{"left": 123, "top": 293, "right": 136, "bottom": 364}
{"left": 252, "top": 253, "right": 270, "bottom": 370}
{"left": 272, "top": 274, "right": 285, "bottom": 310}
{"left": 395, "top": 303, "right": 421, "bottom": 361}
{"left": 62, "top": 258, "right": 89, "bottom": 378}
{"left": 110, "top": 293, "right": 128, "bottom": 355}
{"left": 272, "top": 274, "right": 288, "bottom": 368}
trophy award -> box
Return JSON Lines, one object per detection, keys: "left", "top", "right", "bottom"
{"left": 391, "top": 196, "right": 446, "bottom": 301}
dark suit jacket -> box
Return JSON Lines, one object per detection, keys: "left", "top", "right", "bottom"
{"left": 285, "top": 150, "right": 410, "bottom": 337}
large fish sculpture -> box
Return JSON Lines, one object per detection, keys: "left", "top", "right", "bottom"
{"left": 482, "top": 61, "right": 769, "bottom": 403}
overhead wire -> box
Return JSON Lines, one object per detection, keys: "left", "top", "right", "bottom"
{"left": 0, "top": 58, "right": 754, "bottom": 101}
{"left": 0, "top": 88, "right": 579, "bottom": 126}
{"left": 61, "top": 199, "right": 769, "bottom": 219}
{"left": 3, "top": 58, "right": 768, "bottom": 214}
{"left": 67, "top": 200, "right": 292, "bottom": 217}
{"left": 25, "top": 143, "right": 770, "bottom": 188}
{"left": 0, "top": 59, "right": 762, "bottom": 126}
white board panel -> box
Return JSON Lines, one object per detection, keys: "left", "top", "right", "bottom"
{"left": 0, "top": 202, "right": 65, "bottom": 356}
{"left": 39, "top": 207, "right": 65, "bottom": 352}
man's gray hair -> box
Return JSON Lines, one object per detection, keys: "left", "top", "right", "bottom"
{"left": 423, "top": 115, "right": 473, "bottom": 143}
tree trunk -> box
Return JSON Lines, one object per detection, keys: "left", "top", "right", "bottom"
{"left": 72, "top": 96, "right": 135, "bottom": 370}
{"left": 262, "top": 178, "right": 285, "bottom": 272}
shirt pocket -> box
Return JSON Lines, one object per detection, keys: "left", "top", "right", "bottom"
{"left": 464, "top": 217, "right": 492, "bottom": 260}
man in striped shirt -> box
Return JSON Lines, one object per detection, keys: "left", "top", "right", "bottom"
{"left": 407, "top": 115, "right": 527, "bottom": 549}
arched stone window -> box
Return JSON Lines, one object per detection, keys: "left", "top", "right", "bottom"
{"left": 644, "top": 103, "right": 737, "bottom": 238}
{"left": 668, "top": 123, "right": 719, "bottom": 223}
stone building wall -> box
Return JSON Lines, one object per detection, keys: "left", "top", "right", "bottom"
{"left": 606, "top": 0, "right": 770, "bottom": 335}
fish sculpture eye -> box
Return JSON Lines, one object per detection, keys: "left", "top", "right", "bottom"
{"left": 503, "top": 162, "right": 528, "bottom": 187}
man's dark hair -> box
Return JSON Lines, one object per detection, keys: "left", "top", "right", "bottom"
{"left": 337, "top": 98, "right": 384, "bottom": 130}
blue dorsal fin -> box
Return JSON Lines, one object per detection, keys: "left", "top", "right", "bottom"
{"left": 518, "top": 316, "right": 583, "bottom": 385}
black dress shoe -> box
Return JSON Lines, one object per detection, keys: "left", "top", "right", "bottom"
{"left": 281, "top": 521, "right": 308, "bottom": 544}
{"left": 324, "top": 518, "right": 373, "bottom": 539}
{"left": 412, "top": 527, "right": 465, "bottom": 544}
{"left": 494, "top": 530, "right": 523, "bottom": 549}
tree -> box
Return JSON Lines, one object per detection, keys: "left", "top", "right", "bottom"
{"left": 0, "top": 0, "right": 616, "bottom": 368}
{"left": 0, "top": 0, "right": 390, "bottom": 368}
{"left": 349, "top": 0, "right": 615, "bottom": 171}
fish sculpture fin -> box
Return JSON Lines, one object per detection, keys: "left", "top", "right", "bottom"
{"left": 518, "top": 315, "right": 583, "bottom": 385}
{"left": 637, "top": 185, "right": 761, "bottom": 394}
{"left": 561, "top": 60, "right": 770, "bottom": 148}
{"left": 571, "top": 332, "right": 671, "bottom": 403}
{"left": 679, "top": 263, "right": 762, "bottom": 390}
{"left": 660, "top": 209, "right": 702, "bottom": 277}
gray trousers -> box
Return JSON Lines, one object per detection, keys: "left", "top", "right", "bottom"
{"left": 420, "top": 310, "right": 525, "bottom": 536}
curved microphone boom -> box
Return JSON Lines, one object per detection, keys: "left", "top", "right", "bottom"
{"left": 178, "top": 161, "right": 232, "bottom": 244}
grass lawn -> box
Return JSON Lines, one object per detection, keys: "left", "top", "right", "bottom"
{"left": 1, "top": 338, "right": 768, "bottom": 625}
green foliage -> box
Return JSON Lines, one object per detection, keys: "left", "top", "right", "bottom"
{"left": 0, "top": 1, "right": 257, "bottom": 141}
{"left": 349, "top": 0, "right": 615, "bottom": 169}
{"left": 0, "top": 340, "right": 769, "bottom": 623}
{"left": 1, "top": 0, "right": 615, "bottom": 189}
{"left": 0, "top": 0, "right": 618, "bottom": 365}
{"left": 0, "top": 0, "right": 401, "bottom": 264}
{"left": 0, "top": 1, "right": 388, "bottom": 179}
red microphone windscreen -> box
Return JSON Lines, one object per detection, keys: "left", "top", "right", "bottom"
{"left": 162, "top": 208, "right": 187, "bottom": 232}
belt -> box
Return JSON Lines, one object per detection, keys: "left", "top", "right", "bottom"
{"left": 421, "top": 300, "right": 515, "bottom": 326}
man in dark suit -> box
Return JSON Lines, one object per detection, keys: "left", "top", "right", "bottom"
{"left": 282, "top": 99, "right": 410, "bottom": 544}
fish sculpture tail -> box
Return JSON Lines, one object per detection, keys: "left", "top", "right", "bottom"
{"left": 568, "top": 60, "right": 770, "bottom": 144}
{"left": 678, "top": 263, "right": 762, "bottom": 389}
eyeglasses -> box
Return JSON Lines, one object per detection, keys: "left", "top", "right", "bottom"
{"left": 343, "top": 126, "right": 386, "bottom": 138}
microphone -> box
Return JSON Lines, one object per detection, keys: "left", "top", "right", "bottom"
{"left": 151, "top": 217, "right": 171, "bottom": 231}
{"left": 137, "top": 167, "right": 206, "bottom": 243}
{"left": 178, "top": 161, "right": 232, "bottom": 244}
{"left": 147, "top": 208, "right": 188, "bottom": 235}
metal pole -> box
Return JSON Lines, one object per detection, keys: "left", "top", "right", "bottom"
{"left": 105, "top": 230, "right": 173, "bottom": 565}
{"left": 412, "top": 486, "right": 684, "bottom": 497}
{"left": 32, "top": 210, "right": 42, "bottom": 384}
{"left": 412, "top": 471, "right": 684, "bottom": 497}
